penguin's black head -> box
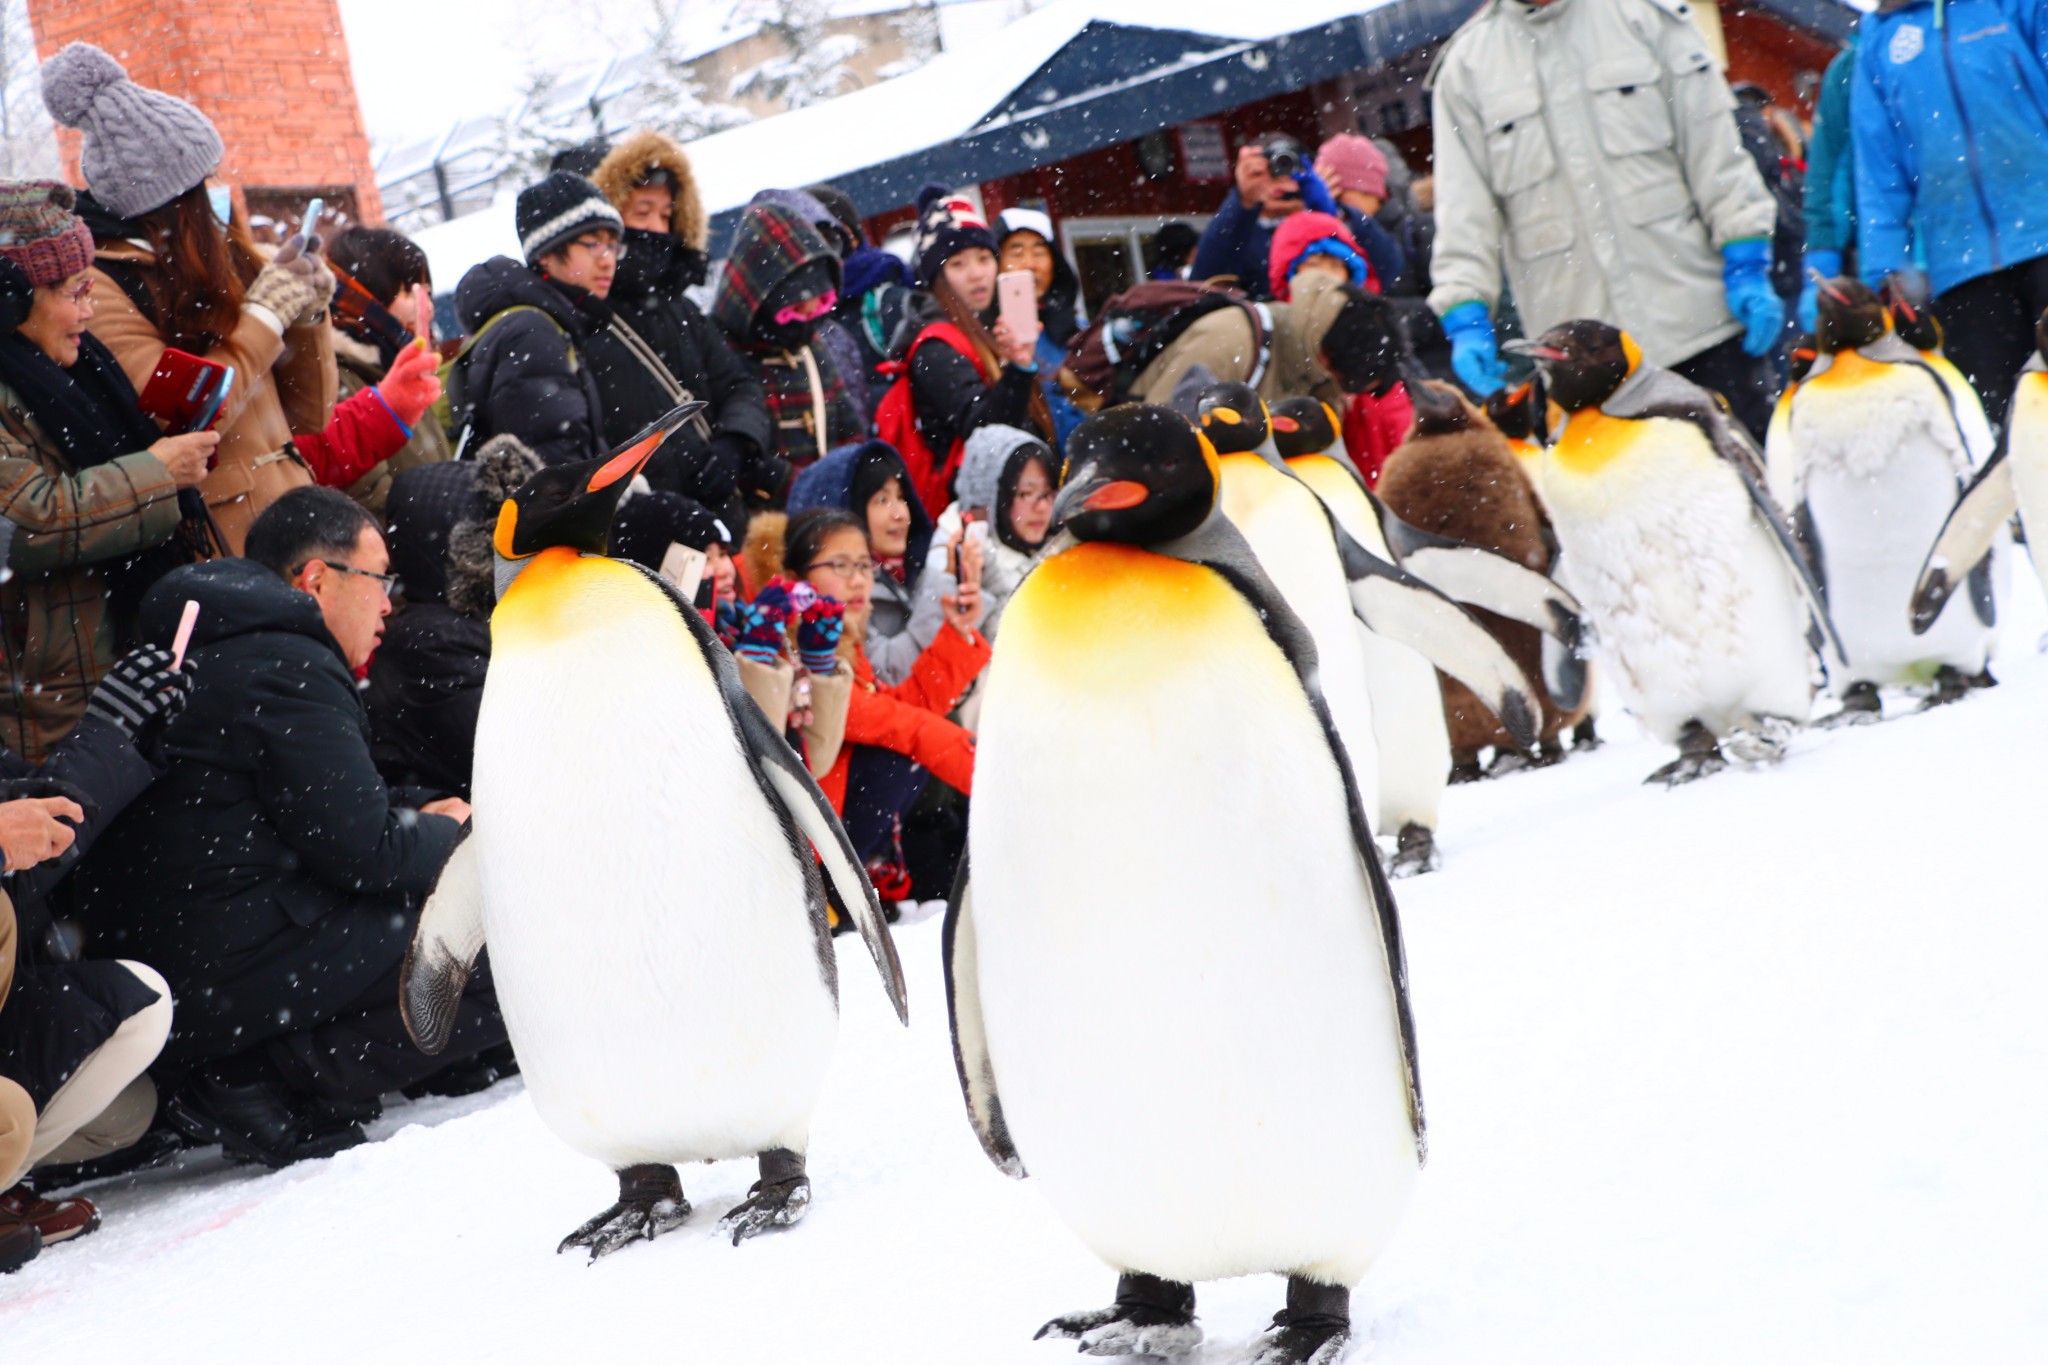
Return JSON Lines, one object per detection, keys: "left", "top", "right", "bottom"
{"left": 2036, "top": 307, "right": 2048, "bottom": 363}
{"left": 1814, "top": 276, "right": 1887, "bottom": 354}
{"left": 1787, "top": 334, "right": 1819, "bottom": 386}
{"left": 1053, "top": 406, "right": 1218, "bottom": 546}
{"left": 1880, "top": 275, "right": 1944, "bottom": 353}
{"left": 1195, "top": 382, "right": 1270, "bottom": 455}
{"left": 1267, "top": 395, "right": 1341, "bottom": 459}
{"left": 1483, "top": 372, "right": 1549, "bottom": 443}
{"left": 494, "top": 402, "right": 706, "bottom": 560}
{"left": 1408, "top": 378, "right": 1480, "bottom": 435}
{"left": 1504, "top": 320, "right": 1634, "bottom": 413}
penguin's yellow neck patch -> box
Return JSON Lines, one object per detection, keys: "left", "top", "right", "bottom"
{"left": 2015, "top": 370, "right": 2048, "bottom": 425}
{"left": 1620, "top": 333, "right": 1643, "bottom": 376}
{"left": 1551, "top": 408, "right": 1644, "bottom": 477}
{"left": 1804, "top": 348, "right": 1889, "bottom": 392}
{"left": 493, "top": 501, "right": 522, "bottom": 560}
{"left": 1003, "top": 542, "right": 1251, "bottom": 687}
{"left": 492, "top": 546, "right": 653, "bottom": 647}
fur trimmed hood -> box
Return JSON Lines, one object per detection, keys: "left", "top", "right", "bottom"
{"left": 592, "top": 128, "right": 707, "bottom": 251}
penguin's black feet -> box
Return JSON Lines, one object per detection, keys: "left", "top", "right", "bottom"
{"left": 1447, "top": 756, "right": 1485, "bottom": 784}
{"left": 1819, "top": 681, "right": 1882, "bottom": 727}
{"left": 1571, "top": 716, "right": 1601, "bottom": 751}
{"left": 1920, "top": 665, "right": 1976, "bottom": 710}
{"left": 1244, "top": 1278, "right": 1351, "bottom": 1365}
{"left": 1645, "top": 721, "right": 1725, "bottom": 787}
{"left": 1530, "top": 738, "right": 1569, "bottom": 768}
{"left": 1968, "top": 667, "right": 1998, "bottom": 690}
{"left": 1035, "top": 1272, "right": 1201, "bottom": 1357}
{"left": 557, "top": 1163, "right": 690, "bottom": 1262}
{"left": 1485, "top": 747, "right": 1532, "bottom": 778}
{"left": 719, "top": 1148, "right": 811, "bottom": 1246}
{"left": 1388, "top": 823, "right": 1440, "bottom": 879}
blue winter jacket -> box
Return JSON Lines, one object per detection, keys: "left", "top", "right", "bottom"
{"left": 1851, "top": 0, "right": 2048, "bottom": 296}
{"left": 1802, "top": 37, "right": 1858, "bottom": 257}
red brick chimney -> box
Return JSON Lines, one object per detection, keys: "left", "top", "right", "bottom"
{"left": 27, "top": 0, "right": 384, "bottom": 227}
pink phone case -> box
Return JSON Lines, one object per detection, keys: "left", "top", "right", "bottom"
{"left": 997, "top": 270, "right": 1040, "bottom": 342}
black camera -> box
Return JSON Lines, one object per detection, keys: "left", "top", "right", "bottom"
{"left": 1262, "top": 137, "right": 1306, "bottom": 181}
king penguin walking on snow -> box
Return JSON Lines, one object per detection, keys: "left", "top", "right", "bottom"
{"left": 401, "top": 409, "right": 908, "bottom": 1259}
{"left": 949, "top": 406, "right": 1423, "bottom": 1365}
{"left": 1507, "top": 321, "right": 1845, "bottom": 786}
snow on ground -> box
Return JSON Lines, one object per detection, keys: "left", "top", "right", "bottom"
{"left": 7, "top": 586, "right": 2046, "bottom": 1362}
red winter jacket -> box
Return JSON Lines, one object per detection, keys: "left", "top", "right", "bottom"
{"left": 817, "top": 622, "right": 989, "bottom": 813}
{"left": 1344, "top": 384, "right": 1415, "bottom": 488}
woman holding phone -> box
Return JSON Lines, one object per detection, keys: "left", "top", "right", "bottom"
{"left": 41, "top": 43, "right": 443, "bottom": 553}
{"left": 876, "top": 186, "right": 1051, "bottom": 516}
{"left": 995, "top": 207, "right": 1085, "bottom": 448}
{"left": 0, "top": 183, "right": 217, "bottom": 758}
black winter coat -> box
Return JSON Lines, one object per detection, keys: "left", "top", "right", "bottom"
{"left": 598, "top": 230, "right": 771, "bottom": 515}
{"left": 77, "top": 559, "right": 463, "bottom": 978}
{"left": 905, "top": 296, "right": 1039, "bottom": 461}
{"left": 453, "top": 258, "right": 609, "bottom": 467}
{"left": 366, "top": 603, "right": 490, "bottom": 800}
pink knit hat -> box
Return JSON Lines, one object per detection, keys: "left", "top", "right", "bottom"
{"left": 1315, "top": 134, "right": 1388, "bottom": 200}
{"left": 0, "top": 181, "right": 95, "bottom": 287}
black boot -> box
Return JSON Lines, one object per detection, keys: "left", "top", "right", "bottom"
{"left": 558, "top": 1163, "right": 691, "bottom": 1261}
{"left": 719, "top": 1147, "right": 812, "bottom": 1245}
{"left": 1248, "top": 1277, "right": 1351, "bottom": 1365}
{"left": 164, "top": 1069, "right": 309, "bottom": 1169}
{"left": 1035, "top": 1271, "right": 1201, "bottom": 1356}
{"left": 1819, "top": 680, "right": 1882, "bottom": 727}
{"left": 0, "top": 1220, "right": 38, "bottom": 1274}
{"left": 1645, "top": 720, "right": 1726, "bottom": 787}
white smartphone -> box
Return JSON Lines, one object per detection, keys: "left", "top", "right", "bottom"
{"left": 997, "top": 269, "right": 1041, "bottom": 346}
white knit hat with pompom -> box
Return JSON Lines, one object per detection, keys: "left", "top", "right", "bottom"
{"left": 41, "top": 42, "right": 224, "bottom": 220}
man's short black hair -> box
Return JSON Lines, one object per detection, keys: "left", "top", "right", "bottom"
{"left": 246, "top": 486, "right": 380, "bottom": 578}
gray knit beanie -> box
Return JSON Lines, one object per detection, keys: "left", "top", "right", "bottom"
{"left": 42, "top": 43, "right": 224, "bottom": 220}
{"left": 956, "top": 424, "right": 1038, "bottom": 515}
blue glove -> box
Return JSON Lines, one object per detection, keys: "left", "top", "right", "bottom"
{"left": 1794, "top": 249, "right": 1842, "bottom": 333}
{"left": 1441, "top": 301, "right": 1507, "bottom": 396}
{"left": 1723, "top": 239, "right": 1785, "bottom": 357}
{"left": 1294, "top": 164, "right": 1339, "bottom": 217}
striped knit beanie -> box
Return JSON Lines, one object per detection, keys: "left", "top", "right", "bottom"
{"left": 516, "top": 171, "right": 623, "bottom": 265}
{"left": 911, "top": 184, "right": 995, "bottom": 289}
{"left": 0, "top": 181, "right": 95, "bottom": 287}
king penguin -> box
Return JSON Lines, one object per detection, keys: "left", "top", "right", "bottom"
{"left": 1915, "top": 308, "right": 2048, "bottom": 646}
{"left": 949, "top": 405, "right": 1422, "bottom": 1364}
{"left": 401, "top": 408, "right": 908, "bottom": 1259}
{"left": 1193, "top": 383, "right": 1542, "bottom": 871}
{"left": 1507, "top": 321, "right": 1844, "bottom": 785}
{"left": 1771, "top": 277, "right": 1998, "bottom": 719}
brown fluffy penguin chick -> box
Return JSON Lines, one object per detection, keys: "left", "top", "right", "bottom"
{"left": 1377, "top": 381, "right": 1583, "bottom": 770}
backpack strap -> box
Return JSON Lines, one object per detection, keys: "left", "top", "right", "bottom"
{"left": 444, "top": 304, "right": 572, "bottom": 455}
{"left": 906, "top": 322, "right": 990, "bottom": 382}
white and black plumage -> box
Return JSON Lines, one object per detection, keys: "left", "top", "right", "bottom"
{"left": 401, "top": 410, "right": 907, "bottom": 1260}
{"left": 1770, "top": 279, "right": 1997, "bottom": 717}
{"left": 948, "top": 405, "right": 1420, "bottom": 1365}
{"left": 1508, "top": 321, "right": 1843, "bottom": 786}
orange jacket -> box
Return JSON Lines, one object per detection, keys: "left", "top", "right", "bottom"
{"left": 818, "top": 623, "right": 988, "bottom": 812}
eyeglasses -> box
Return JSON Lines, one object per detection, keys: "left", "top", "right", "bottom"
{"left": 298, "top": 560, "right": 402, "bottom": 597}
{"left": 571, "top": 236, "right": 626, "bottom": 261}
{"left": 803, "top": 557, "right": 876, "bottom": 579}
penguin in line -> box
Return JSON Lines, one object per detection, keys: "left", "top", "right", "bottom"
{"left": 1506, "top": 321, "right": 1845, "bottom": 786}
{"left": 949, "top": 406, "right": 1421, "bottom": 1365}
{"left": 1374, "top": 381, "right": 1593, "bottom": 775}
{"left": 1194, "top": 383, "right": 1547, "bottom": 856}
{"left": 402, "top": 407, "right": 908, "bottom": 1259}
{"left": 1762, "top": 333, "right": 1819, "bottom": 513}
{"left": 1770, "top": 278, "right": 1997, "bottom": 719}
{"left": 1883, "top": 278, "right": 1999, "bottom": 464}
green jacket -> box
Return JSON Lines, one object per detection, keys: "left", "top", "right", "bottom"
{"left": 0, "top": 380, "right": 181, "bottom": 760}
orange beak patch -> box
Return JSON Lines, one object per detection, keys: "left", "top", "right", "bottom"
{"left": 1083, "top": 480, "right": 1150, "bottom": 511}
{"left": 1205, "top": 408, "right": 1242, "bottom": 426}
{"left": 1271, "top": 416, "right": 1300, "bottom": 433}
{"left": 588, "top": 429, "right": 663, "bottom": 492}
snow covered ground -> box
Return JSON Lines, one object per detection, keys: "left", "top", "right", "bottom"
{"left": 7, "top": 586, "right": 2046, "bottom": 1362}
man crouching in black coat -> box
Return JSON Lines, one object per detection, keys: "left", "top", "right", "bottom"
{"left": 76, "top": 488, "right": 506, "bottom": 1167}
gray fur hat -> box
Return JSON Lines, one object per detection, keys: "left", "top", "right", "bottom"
{"left": 446, "top": 436, "right": 545, "bottom": 620}
{"left": 42, "top": 43, "right": 223, "bottom": 220}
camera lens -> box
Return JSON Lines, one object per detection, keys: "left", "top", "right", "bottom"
{"left": 1263, "top": 139, "right": 1303, "bottom": 180}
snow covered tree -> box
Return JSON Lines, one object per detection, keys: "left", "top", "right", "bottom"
{"left": 0, "top": 0, "right": 58, "bottom": 178}
{"left": 634, "top": 0, "right": 754, "bottom": 140}
{"left": 727, "top": 0, "right": 864, "bottom": 111}
{"left": 490, "top": 65, "right": 606, "bottom": 183}
{"left": 878, "top": 3, "right": 943, "bottom": 83}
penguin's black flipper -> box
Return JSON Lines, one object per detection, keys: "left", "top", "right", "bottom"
{"left": 619, "top": 561, "right": 909, "bottom": 1024}
{"left": 1162, "top": 514, "right": 1427, "bottom": 1158}
{"left": 941, "top": 854, "right": 1024, "bottom": 1178}
{"left": 1370, "top": 493, "right": 1588, "bottom": 648}
{"left": 1913, "top": 452, "right": 2016, "bottom": 634}
{"left": 400, "top": 824, "right": 485, "bottom": 1055}
{"left": 1329, "top": 524, "right": 1540, "bottom": 752}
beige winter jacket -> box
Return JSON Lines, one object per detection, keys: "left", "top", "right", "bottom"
{"left": 1128, "top": 270, "right": 1350, "bottom": 409}
{"left": 1426, "top": 0, "right": 1777, "bottom": 367}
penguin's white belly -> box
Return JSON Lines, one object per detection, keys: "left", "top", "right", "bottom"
{"left": 973, "top": 545, "right": 1417, "bottom": 1286}
{"left": 2009, "top": 374, "right": 2048, "bottom": 605}
{"left": 1222, "top": 460, "right": 1382, "bottom": 801}
{"left": 1792, "top": 364, "right": 1990, "bottom": 682}
{"left": 475, "top": 557, "right": 837, "bottom": 1169}
{"left": 1544, "top": 424, "right": 1811, "bottom": 742}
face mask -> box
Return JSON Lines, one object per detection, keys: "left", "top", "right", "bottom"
{"left": 773, "top": 289, "right": 838, "bottom": 327}
{"left": 206, "top": 185, "right": 234, "bottom": 226}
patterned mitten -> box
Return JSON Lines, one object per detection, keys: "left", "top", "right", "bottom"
{"left": 796, "top": 593, "right": 846, "bottom": 675}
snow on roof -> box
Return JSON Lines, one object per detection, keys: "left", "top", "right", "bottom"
{"left": 682, "top": 0, "right": 1400, "bottom": 217}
